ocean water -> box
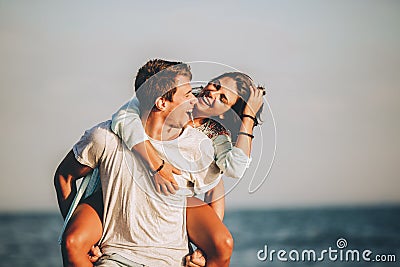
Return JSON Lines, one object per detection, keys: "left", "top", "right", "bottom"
{"left": 0, "top": 206, "right": 399, "bottom": 267}
{"left": 224, "top": 206, "right": 400, "bottom": 267}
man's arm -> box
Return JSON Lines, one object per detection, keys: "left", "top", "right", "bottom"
{"left": 54, "top": 149, "right": 93, "bottom": 218}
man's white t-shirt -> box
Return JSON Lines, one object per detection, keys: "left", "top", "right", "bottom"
{"left": 73, "top": 120, "right": 220, "bottom": 267}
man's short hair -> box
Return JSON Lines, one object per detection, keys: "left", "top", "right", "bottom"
{"left": 135, "top": 59, "right": 192, "bottom": 113}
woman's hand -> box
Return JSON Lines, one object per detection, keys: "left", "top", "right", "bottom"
{"left": 152, "top": 161, "right": 181, "bottom": 196}
{"left": 185, "top": 249, "right": 206, "bottom": 267}
{"left": 243, "top": 85, "right": 264, "bottom": 117}
{"left": 136, "top": 140, "right": 181, "bottom": 195}
{"left": 88, "top": 245, "right": 102, "bottom": 263}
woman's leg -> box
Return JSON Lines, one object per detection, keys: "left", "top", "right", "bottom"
{"left": 61, "top": 190, "right": 103, "bottom": 267}
{"left": 186, "top": 197, "right": 233, "bottom": 267}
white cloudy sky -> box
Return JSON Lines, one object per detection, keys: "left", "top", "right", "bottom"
{"left": 0, "top": 0, "right": 399, "bottom": 211}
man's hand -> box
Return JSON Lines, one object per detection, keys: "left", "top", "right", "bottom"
{"left": 88, "top": 245, "right": 102, "bottom": 263}
{"left": 185, "top": 249, "right": 206, "bottom": 267}
{"left": 152, "top": 162, "right": 181, "bottom": 196}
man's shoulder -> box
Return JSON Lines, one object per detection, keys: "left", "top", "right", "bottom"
{"left": 85, "top": 120, "right": 112, "bottom": 135}
{"left": 80, "top": 120, "right": 120, "bottom": 146}
{"left": 73, "top": 120, "right": 122, "bottom": 169}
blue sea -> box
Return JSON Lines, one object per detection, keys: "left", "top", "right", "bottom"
{"left": 0, "top": 206, "right": 399, "bottom": 267}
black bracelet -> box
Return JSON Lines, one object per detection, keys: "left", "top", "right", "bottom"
{"left": 152, "top": 159, "right": 165, "bottom": 175}
{"left": 238, "top": 132, "right": 254, "bottom": 139}
{"left": 241, "top": 114, "right": 258, "bottom": 126}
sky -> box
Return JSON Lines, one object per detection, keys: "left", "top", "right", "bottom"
{"left": 0, "top": 0, "right": 399, "bottom": 212}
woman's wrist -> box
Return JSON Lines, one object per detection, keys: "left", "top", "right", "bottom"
{"left": 242, "top": 106, "right": 256, "bottom": 117}
{"left": 150, "top": 159, "right": 165, "bottom": 175}
{"left": 238, "top": 132, "right": 254, "bottom": 139}
{"left": 241, "top": 114, "right": 258, "bottom": 131}
{"left": 145, "top": 146, "right": 163, "bottom": 171}
{"left": 241, "top": 114, "right": 257, "bottom": 125}
{"left": 241, "top": 119, "right": 255, "bottom": 133}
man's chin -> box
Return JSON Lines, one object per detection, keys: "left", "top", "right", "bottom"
{"left": 170, "top": 117, "right": 191, "bottom": 129}
{"left": 180, "top": 116, "right": 192, "bottom": 128}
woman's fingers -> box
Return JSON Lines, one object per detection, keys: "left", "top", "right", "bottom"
{"left": 250, "top": 84, "right": 257, "bottom": 95}
{"left": 160, "top": 183, "right": 170, "bottom": 196}
{"left": 245, "top": 85, "right": 264, "bottom": 115}
{"left": 88, "top": 245, "right": 102, "bottom": 262}
{"left": 172, "top": 166, "right": 182, "bottom": 175}
{"left": 154, "top": 182, "right": 161, "bottom": 194}
{"left": 185, "top": 251, "right": 206, "bottom": 267}
{"left": 153, "top": 167, "right": 180, "bottom": 195}
{"left": 165, "top": 182, "right": 177, "bottom": 195}
{"left": 172, "top": 183, "right": 180, "bottom": 191}
{"left": 191, "top": 249, "right": 206, "bottom": 266}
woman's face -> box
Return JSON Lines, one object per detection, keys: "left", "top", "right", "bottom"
{"left": 194, "top": 77, "right": 239, "bottom": 117}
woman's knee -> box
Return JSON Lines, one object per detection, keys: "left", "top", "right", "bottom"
{"left": 62, "top": 229, "right": 89, "bottom": 255}
{"left": 213, "top": 230, "right": 234, "bottom": 259}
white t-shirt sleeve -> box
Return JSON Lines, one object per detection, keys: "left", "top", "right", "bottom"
{"left": 213, "top": 134, "right": 252, "bottom": 179}
{"left": 73, "top": 122, "right": 109, "bottom": 169}
{"left": 111, "top": 97, "right": 148, "bottom": 149}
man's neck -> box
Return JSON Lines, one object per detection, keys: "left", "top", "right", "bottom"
{"left": 191, "top": 110, "right": 208, "bottom": 127}
{"left": 141, "top": 112, "right": 182, "bottom": 141}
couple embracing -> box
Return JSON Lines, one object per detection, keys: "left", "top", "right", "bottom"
{"left": 54, "top": 59, "right": 265, "bottom": 267}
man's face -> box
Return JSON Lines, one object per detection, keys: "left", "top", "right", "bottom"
{"left": 164, "top": 75, "right": 198, "bottom": 128}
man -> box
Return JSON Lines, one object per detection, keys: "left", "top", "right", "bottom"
{"left": 54, "top": 60, "right": 220, "bottom": 266}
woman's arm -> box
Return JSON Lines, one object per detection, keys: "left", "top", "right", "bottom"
{"left": 111, "top": 98, "right": 181, "bottom": 195}
{"left": 235, "top": 84, "right": 264, "bottom": 156}
{"left": 133, "top": 140, "right": 180, "bottom": 194}
{"left": 111, "top": 98, "right": 147, "bottom": 150}
{"left": 213, "top": 85, "right": 264, "bottom": 179}
{"left": 213, "top": 134, "right": 250, "bottom": 179}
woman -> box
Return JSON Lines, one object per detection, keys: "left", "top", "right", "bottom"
{"left": 183, "top": 72, "right": 265, "bottom": 267}
{"left": 61, "top": 72, "right": 265, "bottom": 267}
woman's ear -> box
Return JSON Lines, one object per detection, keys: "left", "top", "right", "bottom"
{"left": 154, "top": 97, "right": 167, "bottom": 111}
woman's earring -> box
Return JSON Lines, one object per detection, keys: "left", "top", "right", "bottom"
{"left": 219, "top": 113, "right": 225, "bottom": 120}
